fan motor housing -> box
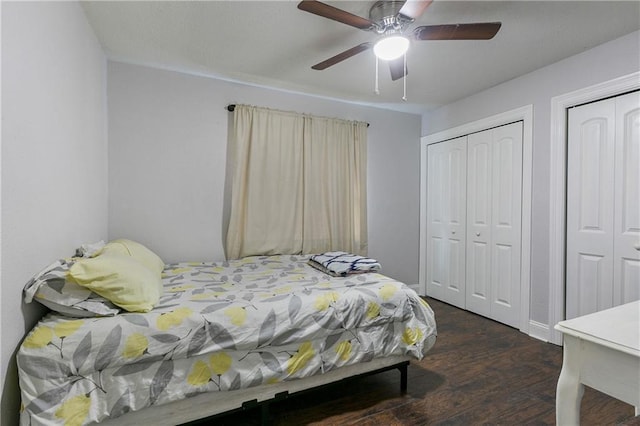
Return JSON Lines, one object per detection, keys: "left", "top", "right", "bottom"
{"left": 369, "top": 1, "right": 412, "bottom": 34}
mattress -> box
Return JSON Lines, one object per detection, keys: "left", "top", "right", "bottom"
{"left": 17, "top": 255, "right": 437, "bottom": 425}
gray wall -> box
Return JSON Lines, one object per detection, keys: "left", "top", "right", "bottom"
{"left": 107, "top": 61, "right": 423, "bottom": 285}
{"left": 1, "top": 2, "right": 108, "bottom": 423}
{"left": 422, "top": 30, "right": 640, "bottom": 326}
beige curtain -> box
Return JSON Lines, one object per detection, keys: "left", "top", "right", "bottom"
{"left": 226, "top": 105, "right": 367, "bottom": 259}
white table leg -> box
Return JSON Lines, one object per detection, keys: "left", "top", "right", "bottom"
{"left": 556, "top": 336, "right": 584, "bottom": 426}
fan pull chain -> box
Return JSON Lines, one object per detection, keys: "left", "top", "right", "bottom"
{"left": 402, "top": 52, "right": 407, "bottom": 101}
{"left": 374, "top": 56, "right": 380, "bottom": 95}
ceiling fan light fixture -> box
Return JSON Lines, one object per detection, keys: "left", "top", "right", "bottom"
{"left": 373, "top": 35, "right": 409, "bottom": 61}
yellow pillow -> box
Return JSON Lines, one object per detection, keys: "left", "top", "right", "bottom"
{"left": 69, "top": 254, "right": 162, "bottom": 312}
{"left": 100, "top": 239, "right": 165, "bottom": 274}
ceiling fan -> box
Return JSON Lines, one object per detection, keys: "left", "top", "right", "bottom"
{"left": 298, "top": 0, "right": 502, "bottom": 81}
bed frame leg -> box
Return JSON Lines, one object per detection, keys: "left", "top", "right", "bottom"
{"left": 399, "top": 361, "right": 408, "bottom": 394}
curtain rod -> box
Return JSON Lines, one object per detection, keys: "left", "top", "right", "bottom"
{"left": 226, "top": 104, "right": 369, "bottom": 127}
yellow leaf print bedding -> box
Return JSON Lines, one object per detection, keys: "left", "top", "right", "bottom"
{"left": 17, "top": 255, "right": 437, "bottom": 425}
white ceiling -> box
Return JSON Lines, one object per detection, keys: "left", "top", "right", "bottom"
{"left": 81, "top": 1, "right": 640, "bottom": 114}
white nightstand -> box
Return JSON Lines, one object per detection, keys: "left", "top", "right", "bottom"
{"left": 555, "top": 300, "right": 640, "bottom": 425}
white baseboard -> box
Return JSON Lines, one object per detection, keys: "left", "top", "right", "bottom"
{"left": 528, "top": 320, "right": 551, "bottom": 343}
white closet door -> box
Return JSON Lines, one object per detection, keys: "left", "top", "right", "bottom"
{"left": 426, "top": 137, "right": 467, "bottom": 308}
{"left": 466, "top": 130, "right": 492, "bottom": 316}
{"left": 613, "top": 91, "right": 640, "bottom": 306}
{"left": 566, "top": 98, "right": 616, "bottom": 319}
{"left": 490, "top": 122, "right": 522, "bottom": 327}
{"left": 466, "top": 122, "right": 523, "bottom": 327}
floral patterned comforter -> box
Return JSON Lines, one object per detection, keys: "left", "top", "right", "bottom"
{"left": 17, "top": 255, "right": 437, "bottom": 425}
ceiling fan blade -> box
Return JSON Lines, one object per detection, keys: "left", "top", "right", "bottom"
{"left": 414, "top": 22, "right": 502, "bottom": 40}
{"left": 311, "top": 43, "right": 373, "bottom": 70}
{"left": 389, "top": 57, "right": 408, "bottom": 81}
{"left": 298, "top": 0, "right": 374, "bottom": 30}
{"left": 398, "top": 0, "right": 433, "bottom": 20}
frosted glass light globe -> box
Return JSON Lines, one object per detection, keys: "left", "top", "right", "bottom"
{"left": 373, "top": 36, "right": 409, "bottom": 61}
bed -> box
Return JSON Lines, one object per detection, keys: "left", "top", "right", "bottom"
{"left": 18, "top": 248, "right": 437, "bottom": 425}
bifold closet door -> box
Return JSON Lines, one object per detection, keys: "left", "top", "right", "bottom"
{"left": 426, "top": 136, "right": 467, "bottom": 308}
{"left": 613, "top": 91, "right": 640, "bottom": 307}
{"left": 466, "top": 122, "right": 523, "bottom": 328}
{"left": 566, "top": 91, "right": 640, "bottom": 319}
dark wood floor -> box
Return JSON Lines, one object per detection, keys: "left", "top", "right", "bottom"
{"left": 193, "top": 298, "right": 639, "bottom": 425}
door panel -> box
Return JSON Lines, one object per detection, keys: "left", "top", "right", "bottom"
{"left": 494, "top": 243, "right": 514, "bottom": 306}
{"left": 620, "top": 258, "right": 640, "bottom": 303}
{"left": 449, "top": 239, "right": 464, "bottom": 294}
{"left": 466, "top": 130, "right": 492, "bottom": 315}
{"left": 426, "top": 137, "right": 467, "bottom": 308}
{"left": 426, "top": 146, "right": 446, "bottom": 301}
{"left": 490, "top": 122, "right": 522, "bottom": 327}
{"left": 614, "top": 91, "right": 640, "bottom": 305}
{"left": 577, "top": 253, "right": 609, "bottom": 314}
{"left": 495, "top": 138, "right": 515, "bottom": 227}
{"left": 579, "top": 118, "right": 610, "bottom": 231}
{"left": 567, "top": 98, "right": 616, "bottom": 319}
